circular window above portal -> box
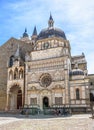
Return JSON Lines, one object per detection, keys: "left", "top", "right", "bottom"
{"left": 39, "top": 73, "right": 52, "bottom": 87}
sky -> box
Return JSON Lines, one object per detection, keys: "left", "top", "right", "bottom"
{"left": 0, "top": 0, "right": 94, "bottom": 74}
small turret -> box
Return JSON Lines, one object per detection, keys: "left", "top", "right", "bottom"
{"left": 48, "top": 13, "right": 54, "bottom": 28}
{"left": 31, "top": 26, "right": 37, "bottom": 42}
{"left": 32, "top": 26, "right": 37, "bottom": 36}
{"left": 20, "top": 28, "right": 30, "bottom": 42}
{"left": 23, "top": 28, "right": 29, "bottom": 38}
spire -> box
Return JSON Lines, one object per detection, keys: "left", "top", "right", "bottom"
{"left": 15, "top": 44, "right": 20, "bottom": 57}
{"left": 49, "top": 13, "right": 53, "bottom": 20}
{"left": 23, "top": 28, "right": 29, "bottom": 37}
{"left": 48, "top": 13, "right": 54, "bottom": 28}
{"left": 25, "top": 28, "right": 27, "bottom": 33}
{"left": 32, "top": 26, "right": 37, "bottom": 36}
{"left": 14, "top": 44, "right": 21, "bottom": 66}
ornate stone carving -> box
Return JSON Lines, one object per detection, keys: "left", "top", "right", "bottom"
{"left": 39, "top": 73, "right": 52, "bottom": 87}
{"left": 31, "top": 73, "right": 37, "bottom": 82}
{"left": 54, "top": 71, "right": 61, "bottom": 80}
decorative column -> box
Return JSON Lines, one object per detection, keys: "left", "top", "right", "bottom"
{"left": 25, "top": 63, "right": 28, "bottom": 105}
{"left": 22, "top": 92, "right": 24, "bottom": 108}
{"left": 51, "top": 90, "right": 54, "bottom": 106}
{"left": 5, "top": 91, "right": 10, "bottom": 111}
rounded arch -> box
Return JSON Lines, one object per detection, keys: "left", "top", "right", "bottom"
{"left": 76, "top": 88, "right": 80, "bottom": 100}
{"left": 31, "top": 86, "right": 37, "bottom": 90}
{"left": 54, "top": 84, "right": 63, "bottom": 89}
{"left": 10, "top": 84, "right": 21, "bottom": 92}
{"left": 9, "top": 84, "right": 22, "bottom": 109}
{"left": 43, "top": 96, "right": 49, "bottom": 108}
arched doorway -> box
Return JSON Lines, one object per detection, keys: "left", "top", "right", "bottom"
{"left": 17, "top": 90, "right": 22, "bottom": 109}
{"left": 90, "top": 93, "right": 94, "bottom": 102}
{"left": 9, "top": 85, "right": 22, "bottom": 110}
{"left": 43, "top": 97, "right": 49, "bottom": 109}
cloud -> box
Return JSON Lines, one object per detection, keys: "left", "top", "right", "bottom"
{"left": 0, "top": 0, "right": 94, "bottom": 73}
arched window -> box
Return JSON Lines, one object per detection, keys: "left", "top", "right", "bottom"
{"left": 64, "top": 42, "right": 66, "bottom": 47}
{"left": 28, "top": 66, "right": 30, "bottom": 72}
{"left": 76, "top": 88, "right": 80, "bottom": 100}
{"left": 90, "top": 82, "right": 93, "bottom": 86}
{"left": 19, "top": 69, "right": 23, "bottom": 79}
{"left": 14, "top": 68, "right": 18, "bottom": 79}
{"left": 9, "top": 70, "right": 13, "bottom": 80}
{"left": 9, "top": 55, "right": 14, "bottom": 67}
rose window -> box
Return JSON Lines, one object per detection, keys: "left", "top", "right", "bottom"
{"left": 39, "top": 73, "right": 52, "bottom": 87}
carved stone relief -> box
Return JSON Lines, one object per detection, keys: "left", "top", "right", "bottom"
{"left": 31, "top": 73, "right": 37, "bottom": 82}
{"left": 54, "top": 71, "right": 61, "bottom": 80}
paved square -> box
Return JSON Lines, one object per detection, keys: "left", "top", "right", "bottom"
{"left": 0, "top": 114, "right": 94, "bottom": 130}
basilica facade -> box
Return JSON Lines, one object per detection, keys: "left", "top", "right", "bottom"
{"left": 0, "top": 14, "right": 94, "bottom": 112}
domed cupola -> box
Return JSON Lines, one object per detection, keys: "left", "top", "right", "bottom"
{"left": 38, "top": 14, "right": 67, "bottom": 40}
{"left": 69, "top": 69, "right": 84, "bottom": 76}
{"left": 23, "top": 28, "right": 29, "bottom": 38}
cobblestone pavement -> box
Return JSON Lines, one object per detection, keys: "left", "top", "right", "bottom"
{"left": 0, "top": 114, "right": 94, "bottom": 130}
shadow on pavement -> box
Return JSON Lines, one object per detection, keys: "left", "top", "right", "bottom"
{"left": 0, "top": 111, "right": 72, "bottom": 119}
